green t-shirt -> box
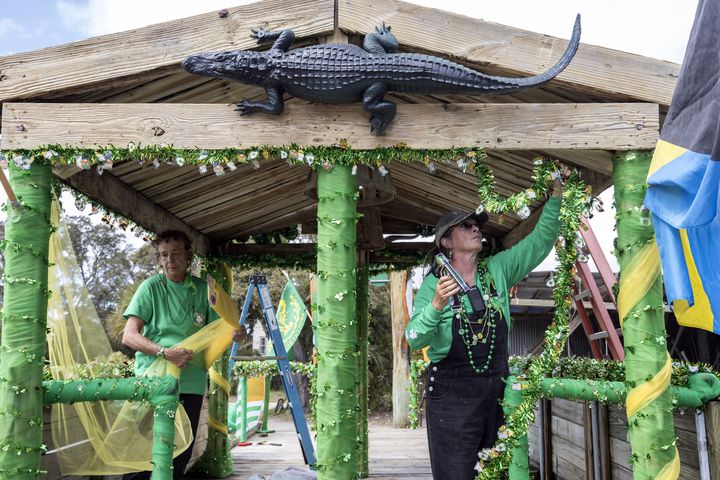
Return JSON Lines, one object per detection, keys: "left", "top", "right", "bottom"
{"left": 124, "top": 274, "right": 220, "bottom": 395}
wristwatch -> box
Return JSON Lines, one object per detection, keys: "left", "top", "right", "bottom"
{"left": 157, "top": 347, "right": 166, "bottom": 358}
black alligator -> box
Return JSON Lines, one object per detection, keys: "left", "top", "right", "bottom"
{"left": 182, "top": 16, "right": 581, "bottom": 134}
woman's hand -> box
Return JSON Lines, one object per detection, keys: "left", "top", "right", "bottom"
{"left": 551, "top": 164, "right": 572, "bottom": 197}
{"left": 163, "top": 348, "right": 194, "bottom": 369}
{"left": 431, "top": 275, "right": 461, "bottom": 311}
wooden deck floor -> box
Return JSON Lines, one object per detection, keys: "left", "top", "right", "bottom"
{"left": 227, "top": 414, "right": 432, "bottom": 479}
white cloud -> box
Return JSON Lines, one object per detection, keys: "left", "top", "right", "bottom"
{"left": 56, "top": 0, "right": 257, "bottom": 37}
{"left": 0, "top": 18, "right": 23, "bottom": 35}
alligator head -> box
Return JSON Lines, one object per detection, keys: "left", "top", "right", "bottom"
{"left": 182, "top": 50, "right": 272, "bottom": 85}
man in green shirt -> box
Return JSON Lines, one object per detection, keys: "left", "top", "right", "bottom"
{"left": 122, "top": 230, "right": 244, "bottom": 479}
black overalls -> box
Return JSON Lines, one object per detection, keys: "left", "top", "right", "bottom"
{"left": 425, "top": 304, "right": 509, "bottom": 480}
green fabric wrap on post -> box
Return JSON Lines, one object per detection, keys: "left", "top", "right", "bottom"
{"left": 43, "top": 375, "right": 179, "bottom": 480}
{"left": 503, "top": 376, "right": 530, "bottom": 480}
{"left": 614, "top": 150, "right": 678, "bottom": 478}
{"left": 355, "top": 264, "right": 369, "bottom": 477}
{"left": 315, "top": 166, "right": 358, "bottom": 479}
{"left": 188, "top": 265, "right": 234, "bottom": 478}
{"left": 0, "top": 161, "right": 52, "bottom": 480}
{"left": 540, "top": 374, "right": 720, "bottom": 407}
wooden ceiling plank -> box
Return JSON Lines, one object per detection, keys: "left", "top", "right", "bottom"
{"left": 61, "top": 169, "right": 211, "bottom": 256}
{"left": 171, "top": 167, "right": 308, "bottom": 220}
{"left": 189, "top": 184, "right": 311, "bottom": 231}
{"left": 1, "top": 102, "right": 659, "bottom": 151}
{"left": 338, "top": 0, "right": 678, "bottom": 107}
{"left": 221, "top": 205, "right": 317, "bottom": 240}
{"left": 0, "top": 0, "right": 335, "bottom": 102}
{"left": 202, "top": 194, "right": 313, "bottom": 236}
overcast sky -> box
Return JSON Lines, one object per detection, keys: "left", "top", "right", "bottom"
{"left": 0, "top": 1, "right": 702, "bottom": 269}
{"left": 0, "top": 1, "right": 698, "bottom": 61}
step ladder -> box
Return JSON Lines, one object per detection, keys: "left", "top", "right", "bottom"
{"left": 229, "top": 274, "right": 316, "bottom": 467}
{"left": 573, "top": 218, "right": 624, "bottom": 361}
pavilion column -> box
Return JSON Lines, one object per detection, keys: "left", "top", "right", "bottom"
{"left": 390, "top": 270, "right": 410, "bottom": 428}
{"left": 315, "top": 165, "right": 358, "bottom": 479}
{"left": 0, "top": 161, "right": 53, "bottom": 479}
{"left": 355, "top": 257, "right": 369, "bottom": 477}
{"left": 614, "top": 150, "right": 678, "bottom": 479}
{"left": 187, "top": 263, "right": 234, "bottom": 478}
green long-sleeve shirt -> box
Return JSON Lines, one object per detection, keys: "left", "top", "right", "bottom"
{"left": 406, "top": 196, "right": 561, "bottom": 363}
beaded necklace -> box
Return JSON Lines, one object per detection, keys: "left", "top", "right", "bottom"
{"left": 162, "top": 275, "right": 197, "bottom": 325}
{"left": 452, "top": 261, "right": 503, "bottom": 375}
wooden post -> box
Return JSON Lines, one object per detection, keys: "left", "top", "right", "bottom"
{"left": 356, "top": 258, "right": 370, "bottom": 477}
{"left": 597, "top": 404, "right": 611, "bottom": 480}
{"left": 614, "top": 150, "right": 678, "bottom": 478}
{"left": 583, "top": 402, "right": 594, "bottom": 480}
{"left": 540, "top": 399, "right": 553, "bottom": 480}
{"left": 0, "top": 161, "right": 52, "bottom": 479}
{"left": 390, "top": 270, "right": 410, "bottom": 428}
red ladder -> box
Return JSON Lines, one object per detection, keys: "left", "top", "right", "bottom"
{"left": 573, "top": 218, "right": 624, "bottom": 361}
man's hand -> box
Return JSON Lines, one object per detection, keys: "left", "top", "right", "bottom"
{"left": 163, "top": 348, "right": 194, "bottom": 369}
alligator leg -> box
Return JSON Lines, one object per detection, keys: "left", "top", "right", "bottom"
{"left": 363, "top": 23, "right": 398, "bottom": 54}
{"left": 362, "top": 82, "right": 396, "bottom": 135}
{"left": 235, "top": 86, "right": 285, "bottom": 115}
{"left": 250, "top": 27, "right": 295, "bottom": 52}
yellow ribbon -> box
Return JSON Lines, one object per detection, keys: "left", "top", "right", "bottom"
{"left": 626, "top": 352, "right": 672, "bottom": 418}
{"left": 655, "top": 448, "right": 681, "bottom": 480}
{"left": 617, "top": 241, "right": 661, "bottom": 326}
{"left": 209, "top": 367, "right": 231, "bottom": 396}
{"left": 207, "top": 415, "right": 229, "bottom": 435}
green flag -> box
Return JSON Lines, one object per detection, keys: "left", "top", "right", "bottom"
{"left": 275, "top": 279, "right": 308, "bottom": 354}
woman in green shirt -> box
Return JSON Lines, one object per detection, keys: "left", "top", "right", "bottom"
{"left": 122, "top": 230, "right": 245, "bottom": 480}
{"left": 407, "top": 176, "right": 564, "bottom": 479}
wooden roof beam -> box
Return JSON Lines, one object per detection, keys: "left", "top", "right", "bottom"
{"left": 1, "top": 102, "right": 659, "bottom": 150}
{"left": 59, "top": 168, "right": 212, "bottom": 256}
{"left": 0, "top": 0, "right": 335, "bottom": 103}
{"left": 338, "top": 0, "right": 679, "bottom": 108}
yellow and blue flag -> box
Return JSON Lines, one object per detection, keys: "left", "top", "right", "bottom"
{"left": 275, "top": 279, "right": 309, "bottom": 353}
{"left": 645, "top": 0, "right": 720, "bottom": 334}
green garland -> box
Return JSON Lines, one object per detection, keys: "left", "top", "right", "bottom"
{"left": 408, "top": 360, "right": 428, "bottom": 429}
{"left": 473, "top": 159, "right": 588, "bottom": 479}
{"left": 0, "top": 144, "right": 484, "bottom": 171}
{"left": 232, "top": 360, "right": 315, "bottom": 379}
{"left": 408, "top": 357, "right": 720, "bottom": 429}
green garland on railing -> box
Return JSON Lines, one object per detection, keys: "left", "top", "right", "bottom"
{"left": 408, "top": 357, "right": 720, "bottom": 427}
{"left": 232, "top": 360, "right": 315, "bottom": 379}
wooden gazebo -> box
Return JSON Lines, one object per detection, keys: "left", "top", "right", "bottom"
{"left": 0, "top": 0, "right": 679, "bottom": 479}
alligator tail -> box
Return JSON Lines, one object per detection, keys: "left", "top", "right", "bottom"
{"left": 484, "top": 14, "right": 581, "bottom": 91}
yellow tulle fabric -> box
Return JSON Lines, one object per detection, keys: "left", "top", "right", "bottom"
{"left": 47, "top": 202, "right": 239, "bottom": 474}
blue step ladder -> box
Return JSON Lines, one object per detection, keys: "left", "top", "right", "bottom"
{"left": 229, "top": 274, "right": 316, "bottom": 467}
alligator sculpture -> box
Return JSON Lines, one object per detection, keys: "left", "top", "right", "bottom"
{"left": 182, "top": 16, "right": 581, "bottom": 134}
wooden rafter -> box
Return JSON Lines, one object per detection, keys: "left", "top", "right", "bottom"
{"left": 0, "top": 0, "right": 334, "bottom": 103}
{"left": 59, "top": 168, "right": 211, "bottom": 256}
{"left": 338, "top": 0, "right": 679, "bottom": 108}
{"left": 1, "top": 102, "right": 658, "bottom": 151}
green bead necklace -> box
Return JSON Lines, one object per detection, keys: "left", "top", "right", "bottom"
{"left": 455, "top": 261, "right": 502, "bottom": 375}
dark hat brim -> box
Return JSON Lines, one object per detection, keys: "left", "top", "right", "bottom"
{"left": 434, "top": 210, "right": 489, "bottom": 247}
